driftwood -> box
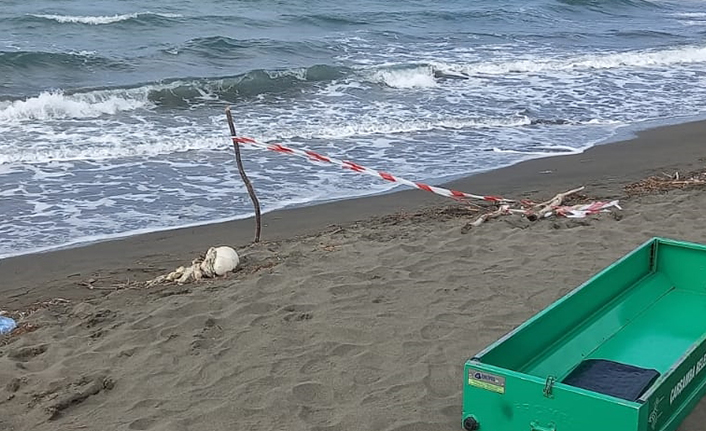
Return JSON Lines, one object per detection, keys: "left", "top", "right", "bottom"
{"left": 461, "top": 185, "right": 618, "bottom": 230}
{"left": 462, "top": 205, "right": 510, "bottom": 232}
{"left": 225, "top": 107, "right": 262, "bottom": 243}
{"left": 524, "top": 186, "right": 585, "bottom": 221}
{"left": 625, "top": 169, "right": 706, "bottom": 196}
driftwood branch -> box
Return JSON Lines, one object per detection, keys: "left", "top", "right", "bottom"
{"left": 524, "top": 186, "right": 585, "bottom": 221}
{"left": 624, "top": 168, "right": 706, "bottom": 196}
{"left": 461, "top": 205, "right": 510, "bottom": 233}
{"left": 225, "top": 107, "right": 261, "bottom": 243}
{"left": 461, "top": 185, "right": 597, "bottom": 231}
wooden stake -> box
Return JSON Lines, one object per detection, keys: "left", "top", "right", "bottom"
{"left": 225, "top": 107, "right": 261, "bottom": 243}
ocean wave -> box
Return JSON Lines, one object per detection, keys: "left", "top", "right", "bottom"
{"left": 362, "top": 44, "right": 706, "bottom": 86}
{"left": 0, "top": 65, "right": 350, "bottom": 121}
{"left": 0, "top": 90, "right": 151, "bottom": 122}
{"left": 553, "top": 0, "right": 660, "bottom": 10}
{"left": 267, "top": 115, "right": 534, "bottom": 141}
{"left": 180, "top": 35, "right": 252, "bottom": 53}
{"left": 0, "top": 62, "right": 471, "bottom": 121}
{"left": 146, "top": 65, "right": 350, "bottom": 106}
{"left": 0, "top": 135, "right": 222, "bottom": 165}
{"left": 285, "top": 13, "right": 371, "bottom": 27}
{"left": 167, "top": 36, "right": 331, "bottom": 60}
{"left": 3, "top": 39, "right": 704, "bottom": 124}
{"left": 5, "top": 40, "right": 704, "bottom": 124}
{"left": 491, "top": 145, "right": 581, "bottom": 155}
{"left": 368, "top": 66, "right": 438, "bottom": 88}
{"left": 438, "top": 44, "right": 706, "bottom": 75}
{"left": 285, "top": 8, "right": 554, "bottom": 28}
{"left": 673, "top": 12, "right": 706, "bottom": 19}
{"left": 266, "top": 114, "right": 627, "bottom": 142}
{"left": 0, "top": 50, "right": 127, "bottom": 71}
{"left": 28, "top": 12, "right": 182, "bottom": 25}
{"left": 0, "top": 114, "right": 535, "bottom": 164}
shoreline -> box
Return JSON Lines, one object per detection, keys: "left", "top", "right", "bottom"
{"left": 2, "top": 110, "right": 705, "bottom": 263}
{"left": 1, "top": 117, "right": 706, "bottom": 310}
{"left": 3, "top": 116, "right": 706, "bottom": 431}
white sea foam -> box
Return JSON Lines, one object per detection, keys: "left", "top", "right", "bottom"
{"left": 67, "top": 50, "right": 98, "bottom": 57}
{"left": 673, "top": 12, "right": 706, "bottom": 18}
{"left": 443, "top": 44, "right": 706, "bottom": 75}
{"left": 0, "top": 90, "right": 152, "bottom": 122}
{"left": 0, "top": 135, "right": 226, "bottom": 165}
{"left": 234, "top": 114, "right": 533, "bottom": 142}
{"left": 0, "top": 114, "right": 530, "bottom": 165}
{"left": 491, "top": 145, "right": 582, "bottom": 155}
{"left": 369, "top": 66, "right": 438, "bottom": 88}
{"left": 31, "top": 12, "right": 182, "bottom": 25}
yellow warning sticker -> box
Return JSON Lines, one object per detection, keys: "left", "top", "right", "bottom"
{"left": 468, "top": 369, "right": 506, "bottom": 394}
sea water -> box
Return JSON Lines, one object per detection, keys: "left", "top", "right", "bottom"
{"left": 2, "top": 0, "right": 706, "bottom": 258}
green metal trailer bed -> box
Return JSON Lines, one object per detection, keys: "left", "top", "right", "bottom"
{"left": 462, "top": 237, "right": 706, "bottom": 431}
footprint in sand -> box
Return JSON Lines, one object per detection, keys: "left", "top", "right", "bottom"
{"left": 401, "top": 341, "right": 432, "bottom": 364}
{"left": 236, "top": 302, "right": 278, "bottom": 315}
{"left": 420, "top": 315, "right": 458, "bottom": 340}
{"left": 292, "top": 382, "right": 333, "bottom": 406}
{"left": 9, "top": 344, "right": 47, "bottom": 361}
{"left": 190, "top": 317, "right": 223, "bottom": 353}
{"left": 423, "top": 364, "right": 458, "bottom": 397}
{"left": 299, "top": 357, "right": 331, "bottom": 375}
{"left": 297, "top": 405, "right": 337, "bottom": 427}
{"left": 128, "top": 418, "right": 157, "bottom": 430}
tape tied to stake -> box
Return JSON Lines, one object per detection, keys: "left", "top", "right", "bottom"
{"left": 232, "top": 136, "right": 513, "bottom": 203}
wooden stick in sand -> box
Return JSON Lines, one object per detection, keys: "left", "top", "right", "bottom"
{"left": 225, "top": 106, "right": 262, "bottom": 243}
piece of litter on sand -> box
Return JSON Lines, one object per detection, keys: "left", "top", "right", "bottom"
{"left": 0, "top": 315, "right": 17, "bottom": 334}
{"left": 146, "top": 246, "right": 240, "bottom": 286}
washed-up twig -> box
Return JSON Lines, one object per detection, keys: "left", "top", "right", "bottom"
{"left": 524, "top": 186, "right": 585, "bottom": 221}
{"left": 463, "top": 205, "right": 511, "bottom": 232}
{"left": 461, "top": 185, "right": 619, "bottom": 230}
{"left": 625, "top": 168, "right": 706, "bottom": 196}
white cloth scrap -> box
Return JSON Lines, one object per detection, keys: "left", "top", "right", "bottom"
{"left": 548, "top": 200, "right": 622, "bottom": 218}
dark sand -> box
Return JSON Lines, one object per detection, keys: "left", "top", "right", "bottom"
{"left": 2, "top": 119, "right": 705, "bottom": 309}
{"left": 1, "top": 119, "right": 705, "bottom": 430}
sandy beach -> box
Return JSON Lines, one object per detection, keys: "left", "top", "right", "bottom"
{"left": 2, "top": 119, "right": 706, "bottom": 431}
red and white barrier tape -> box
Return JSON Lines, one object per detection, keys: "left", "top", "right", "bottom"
{"left": 554, "top": 200, "right": 622, "bottom": 218}
{"left": 232, "top": 136, "right": 511, "bottom": 203}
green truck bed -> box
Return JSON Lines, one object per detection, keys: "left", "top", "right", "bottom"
{"left": 462, "top": 237, "right": 706, "bottom": 431}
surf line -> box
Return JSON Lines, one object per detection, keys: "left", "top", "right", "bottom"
{"left": 232, "top": 136, "right": 511, "bottom": 204}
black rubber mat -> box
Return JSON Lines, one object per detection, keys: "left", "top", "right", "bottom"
{"left": 561, "top": 359, "right": 660, "bottom": 401}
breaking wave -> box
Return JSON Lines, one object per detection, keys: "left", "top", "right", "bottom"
{"left": 0, "top": 50, "right": 126, "bottom": 71}
{"left": 443, "top": 44, "right": 706, "bottom": 75}
{"left": 0, "top": 90, "right": 151, "bottom": 122}
{"left": 3, "top": 40, "right": 706, "bottom": 123}
{"left": 28, "top": 12, "right": 182, "bottom": 25}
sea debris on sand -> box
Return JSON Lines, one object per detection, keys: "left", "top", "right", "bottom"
{"left": 146, "top": 246, "right": 240, "bottom": 286}
{"left": 462, "top": 186, "right": 621, "bottom": 231}
{"left": 624, "top": 168, "right": 706, "bottom": 196}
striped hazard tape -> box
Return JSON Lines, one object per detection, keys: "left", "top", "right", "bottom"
{"left": 232, "top": 136, "right": 512, "bottom": 203}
